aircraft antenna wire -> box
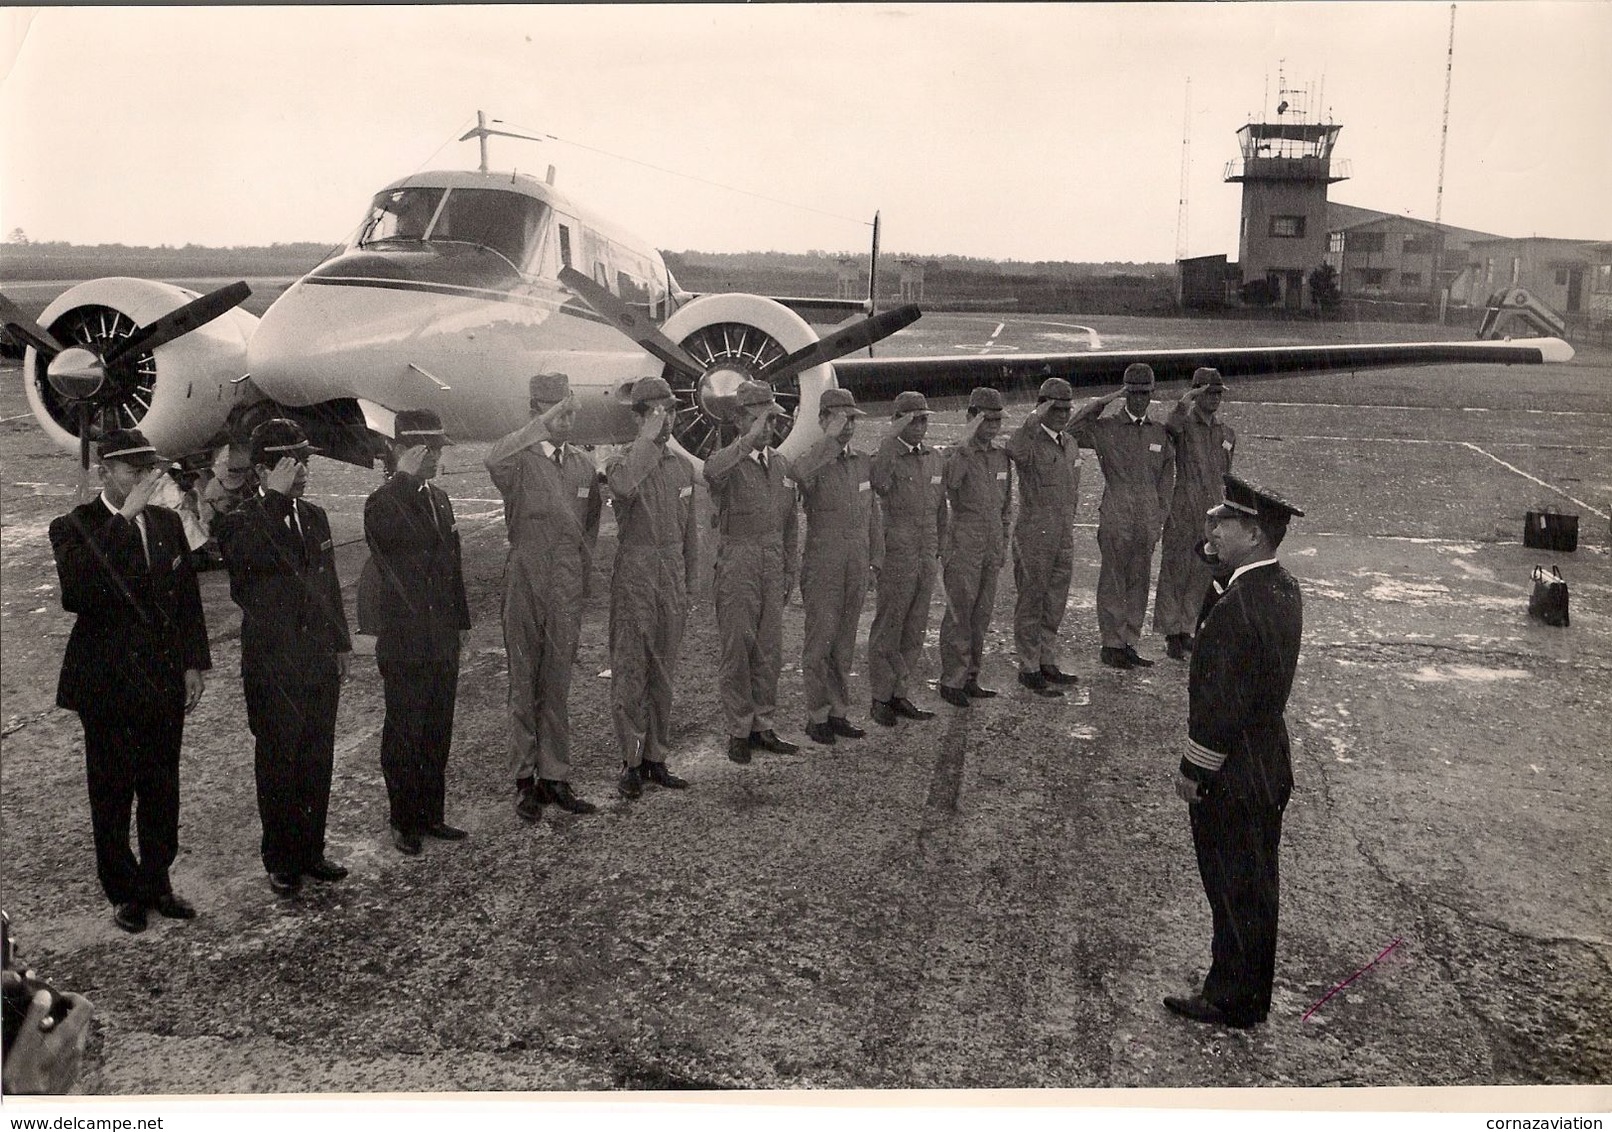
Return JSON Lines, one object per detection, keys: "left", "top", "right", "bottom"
{"left": 494, "top": 120, "right": 872, "bottom": 229}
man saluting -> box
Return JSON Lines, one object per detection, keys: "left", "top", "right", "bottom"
{"left": 1165, "top": 475, "right": 1304, "bottom": 1030}
{"left": 49, "top": 429, "right": 210, "bottom": 934}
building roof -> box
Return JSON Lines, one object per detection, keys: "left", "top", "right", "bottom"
{"left": 1326, "top": 202, "right": 1501, "bottom": 246}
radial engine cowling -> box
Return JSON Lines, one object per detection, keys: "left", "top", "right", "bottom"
{"left": 24, "top": 277, "right": 262, "bottom": 459}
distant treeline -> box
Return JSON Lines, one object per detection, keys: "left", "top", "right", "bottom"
{"left": 1, "top": 241, "right": 1178, "bottom": 315}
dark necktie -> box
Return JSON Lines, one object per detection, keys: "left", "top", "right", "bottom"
{"left": 552, "top": 445, "right": 564, "bottom": 469}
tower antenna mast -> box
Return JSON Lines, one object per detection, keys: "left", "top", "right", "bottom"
{"left": 1433, "top": 4, "right": 1457, "bottom": 318}
{"left": 1175, "top": 77, "right": 1192, "bottom": 262}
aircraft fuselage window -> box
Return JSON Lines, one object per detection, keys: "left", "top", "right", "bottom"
{"left": 558, "top": 225, "right": 573, "bottom": 269}
{"left": 357, "top": 187, "right": 445, "bottom": 247}
{"left": 430, "top": 189, "right": 550, "bottom": 268}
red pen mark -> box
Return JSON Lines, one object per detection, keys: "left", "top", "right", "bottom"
{"left": 1303, "top": 937, "right": 1404, "bottom": 1022}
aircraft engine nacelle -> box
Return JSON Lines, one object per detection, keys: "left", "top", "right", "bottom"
{"left": 23, "top": 277, "right": 262, "bottom": 459}
{"left": 656, "top": 292, "right": 837, "bottom": 463}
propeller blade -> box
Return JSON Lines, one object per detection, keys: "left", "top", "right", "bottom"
{"left": 0, "top": 292, "right": 67, "bottom": 358}
{"left": 78, "top": 403, "right": 92, "bottom": 471}
{"left": 759, "top": 303, "right": 922, "bottom": 384}
{"left": 558, "top": 267, "right": 705, "bottom": 382}
{"left": 103, "top": 281, "right": 251, "bottom": 366}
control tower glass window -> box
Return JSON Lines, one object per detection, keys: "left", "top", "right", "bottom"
{"left": 1269, "top": 215, "right": 1307, "bottom": 238}
{"left": 431, "top": 189, "right": 552, "bottom": 270}
{"left": 357, "top": 188, "right": 445, "bottom": 247}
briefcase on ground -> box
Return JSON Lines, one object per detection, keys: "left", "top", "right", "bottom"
{"left": 1527, "top": 565, "right": 1569, "bottom": 627}
{"left": 1523, "top": 508, "right": 1578, "bottom": 552}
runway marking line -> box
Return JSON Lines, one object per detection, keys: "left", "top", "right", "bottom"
{"left": 1302, "top": 936, "right": 1404, "bottom": 1021}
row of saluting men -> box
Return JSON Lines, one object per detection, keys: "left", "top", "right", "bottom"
{"left": 47, "top": 364, "right": 1232, "bottom": 923}
{"left": 47, "top": 363, "right": 1306, "bottom": 1032}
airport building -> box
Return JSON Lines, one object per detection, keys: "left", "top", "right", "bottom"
{"left": 1461, "top": 236, "right": 1604, "bottom": 318}
{"left": 1324, "top": 211, "right": 1499, "bottom": 305}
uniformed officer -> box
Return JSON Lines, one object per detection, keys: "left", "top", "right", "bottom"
{"left": 49, "top": 429, "right": 210, "bottom": 933}
{"left": 485, "top": 373, "right": 604, "bottom": 820}
{"left": 704, "top": 380, "right": 801, "bottom": 762}
{"left": 606, "top": 377, "right": 697, "bottom": 796}
{"left": 363, "top": 409, "right": 472, "bottom": 855}
{"left": 788, "top": 387, "right": 875, "bottom": 745}
{"left": 1166, "top": 475, "right": 1304, "bottom": 1030}
{"left": 937, "top": 387, "right": 1013, "bottom": 707}
{"left": 215, "top": 419, "right": 352, "bottom": 895}
{"left": 868, "top": 390, "right": 946, "bottom": 726}
{"left": 1004, "top": 377, "right": 1083, "bottom": 695}
{"left": 1069, "top": 363, "right": 1176, "bottom": 669}
{"left": 1155, "top": 367, "right": 1236, "bottom": 660}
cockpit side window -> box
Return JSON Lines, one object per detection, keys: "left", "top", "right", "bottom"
{"left": 356, "top": 188, "right": 444, "bottom": 247}
{"left": 431, "top": 189, "right": 550, "bottom": 270}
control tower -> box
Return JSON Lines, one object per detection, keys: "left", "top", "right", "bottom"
{"left": 1224, "top": 78, "right": 1349, "bottom": 308}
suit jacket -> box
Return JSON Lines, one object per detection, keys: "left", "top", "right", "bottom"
{"left": 362, "top": 471, "right": 470, "bottom": 660}
{"left": 1181, "top": 561, "right": 1302, "bottom": 808}
{"left": 216, "top": 490, "right": 351, "bottom": 686}
{"left": 49, "top": 499, "right": 211, "bottom": 714}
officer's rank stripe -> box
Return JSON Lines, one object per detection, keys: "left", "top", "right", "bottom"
{"left": 1185, "top": 738, "right": 1228, "bottom": 772}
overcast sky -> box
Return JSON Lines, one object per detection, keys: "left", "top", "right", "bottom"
{"left": 1, "top": 3, "right": 1606, "bottom": 262}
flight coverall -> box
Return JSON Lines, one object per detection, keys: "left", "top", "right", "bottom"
{"left": 1005, "top": 420, "right": 1082, "bottom": 672}
{"left": 486, "top": 437, "right": 602, "bottom": 784}
{"left": 790, "top": 434, "right": 877, "bottom": 724}
{"left": 869, "top": 436, "right": 947, "bottom": 703}
{"left": 1073, "top": 413, "right": 1175, "bottom": 650}
{"left": 1154, "top": 403, "right": 1235, "bottom": 639}
{"left": 939, "top": 440, "right": 1012, "bottom": 691}
{"left": 605, "top": 439, "right": 699, "bottom": 768}
{"left": 704, "top": 439, "right": 798, "bottom": 740}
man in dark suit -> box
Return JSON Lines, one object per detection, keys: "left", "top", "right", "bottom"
{"left": 363, "top": 410, "right": 472, "bottom": 856}
{"left": 49, "top": 429, "right": 211, "bottom": 934}
{"left": 1166, "top": 475, "right": 1304, "bottom": 1029}
{"left": 215, "top": 419, "right": 352, "bottom": 896}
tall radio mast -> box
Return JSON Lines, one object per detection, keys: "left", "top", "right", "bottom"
{"left": 1433, "top": 4, "right": 1457, "bottom": 317}
{"left": 1175, "top": 78, "right": 1192, "bottom": 262}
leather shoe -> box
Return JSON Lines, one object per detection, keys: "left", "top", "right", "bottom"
{"left": 268, "top": 872, "right": 303, "bottom": 895}
{"left": 890, "top": 697, "right": 934, "bottom": 721}
{"left": 1163, "top": 993, "right": 1260, "bottom": 1029}
{"left": 304, "top": 859, "right": 348, "bottom": 883}
{"left": 1017, "top": 670, "right": 1064, "bottom": 696}
{"left": 1040, "top": 664, "right": 1079, "bottom": 685}
{"left": 1100, "top": 647, "right": 1134, "bottom": 669}
{"left": 870, "top": 699, "right": 898, "bottom": 727}
{"left": 727, "top": 736, "right": 753, "bottom": 763}
{"left": 152, "top": 892, "right": 197, "bottom": 919}
{"left": 805, "top": 720, "right": 837, "bottom": 745}
{"left": 424, "top": 821, "right": 470, "bottom": 839}
{"left": 619, "top": 763, "right": 644, "bottom": 799}
{"left": 1165, "top": 633, "right": 1191, "bottom": 660}
{"left": 1124, "top": 645, "right": 1155, "bottom": 668}
{"left": 113, "top": 901, "right": 147, "bottom": 934}
{"left": 937, "top": 684, "right": 970, "bottom": 708}
{"left": 828, "top": 715, "right": 865, "bottom": 738}
{"left": 392, "top": 827, "right": 423, "bottom": 856}
{"left": 643, "top": 761, "right": 688, "bottom": 789}
{"left": 962, "top": 679, "right": 997, "bottom": 699}
{"left": 540, "top": 781, "right": 597, "bottom": 815}
{"left": 749, "top": 729, "right": 799, "bottom": 755}
{"left": 515, "top": 784, "right": 544, "bottom": 822}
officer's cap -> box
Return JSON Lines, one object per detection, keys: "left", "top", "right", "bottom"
{"left": 735, "top": 380, "right": 785, "bottom": 416}
{"left": 819, "top": 388, "right": 866, "bottom": 417}
{"left": 97, "top": 428, "right": 164, "bottom": 467}
{"left": 1123, "top": 363, "right": 1156, "bottom": 391}
{"left": 892, "top": 390, "right": 931, "bottom": 417}
{"left": 968, "top": 387, "right": 1006, "bottom": 417}
{"left": 249, "top": 418, "right": 316, "bottom": 466}
{"left": 1207, "top": 474, "right": 1304, "bottom": 526}
{"left": 393, "top": 409, "right": 454, "bottom": 447}
{"left": 1191, "top": 367, "right": 1226, "bottom": 391}
{"left": 1037, "top": 377, "right": 1074, "bottom": 404}
{"left": 629, "top": 375, "right": 676, "bottom": 408}
{"left": 529, "top": 372, "right": 570, "bottom": 406}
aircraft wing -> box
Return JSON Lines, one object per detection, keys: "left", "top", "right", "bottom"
{"left": 831, "top": 338, "right": 1575, "bottom": 402}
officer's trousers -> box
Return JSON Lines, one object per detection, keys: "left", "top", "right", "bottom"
{"left": 939, "top": 550, "right": 1001, "bottom": 688}
{"left": 869, "top": 542, "right": 934, "bottom": 702}
{"left": 80, "top": 695, "right": 184, "bottom": 906}
{"left": 1191, "top": 795, "right": 1284, "bottom": 1022}
{"left": 800, "top": 535, "right": 868, "bottom": 722}
{"left": 377, "top": 641, "right": 459, "bottom": 834}
{"left": 610, "top": 548, "right": 687, "bottom": 768}
{"left": 502, "top": 562, "right": 583, "bottom": 783}
{"left": 1096, "top": 512, "right": 1157, "bottom": 649}
{"left": 713, "top": 540, "right": 785, "bottom": 738}
{"left": 244, "top": 676, "right": 340, "bottom": 875}
{"left": 1012, "top": 523, "right": 1073, "bottom": 671}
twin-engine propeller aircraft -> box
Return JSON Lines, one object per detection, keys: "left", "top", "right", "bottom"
{"left": 0, "top": 114, "right": 1575, "bottom": 470}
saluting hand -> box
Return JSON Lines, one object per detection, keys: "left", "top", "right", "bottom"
{"left": 119, "top": 467, "right": 166, "bottom": 518}
{"left": 539, "top": 391, "right": 578, "bottom": 433}
{"left": 884, "top": 410, "right": 915, "bottom": 437}
{"left": 264, "top": 456, "right": 299, "bottom": 497}
{"left": 394, "top": 445, "right": 429, "bottom": 478}
{"left": 960, "top": 412, "right": 985, "bottom": 444}
{"left": 637, "top": 405, "right": 668, "bottom": 443}
{"left": 742, "top": 409, "right": 773, "bottom": 448}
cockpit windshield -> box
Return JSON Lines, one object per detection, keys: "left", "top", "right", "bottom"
{"left": 354, "top": 187, "right": 550, "bottom": 271}
{"left": 356, "top": 187, "right": 444, "bottom": 247}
